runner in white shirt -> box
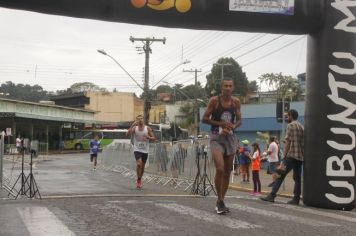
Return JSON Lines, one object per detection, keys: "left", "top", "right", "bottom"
{"left": 126, "top": 115, "right": 155, "bottom": 189}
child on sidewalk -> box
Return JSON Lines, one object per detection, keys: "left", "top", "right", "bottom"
{"left": 249, "top": 142, "right": 261, "bottom": 196}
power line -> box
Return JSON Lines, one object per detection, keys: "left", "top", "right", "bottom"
{"left": 178, "top": 35, "right": 286, "bottom": 85}
{"left": 242, "top": 36, "right": 306, "bottom": 67}
{"left": 162, "top": 33, "right": 270, "bottom": 84}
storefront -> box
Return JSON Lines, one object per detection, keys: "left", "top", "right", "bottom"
{"left": 0, "top": 98, "right": 95, "bottom": 150}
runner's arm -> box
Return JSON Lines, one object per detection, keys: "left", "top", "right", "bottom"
{"left": 126, "top": 121, "right": 137, "bottom": 136}
{"left": 146, "top": 127, "right": 156, "bottom": 141}
{"left": 233, "top": 97, "right": 242, "bottom": 129}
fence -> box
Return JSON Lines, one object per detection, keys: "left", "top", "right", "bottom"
{"left": 0, "top": 135, "right": 3, "bottom": 188}
{"left": 101, "top": 139, "right": 216, "bottom": 195}
{"left": 3, "top": 141, "right": 48, "bottom": 158}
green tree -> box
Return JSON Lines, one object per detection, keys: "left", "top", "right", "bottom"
{"left": 248, "top": 80, "right": 258, "bottom": 92}
{"left": 156, "top": 85, "right": 173, "bottom": 94}
{"left": 179, "top": 102, "right": 195, "bottom": 129}
{"left": 258, "top": 73, "right": 302, "bottom": 100}
{"left": 180, "top": 82, "right": 206, "bottom": 101}
{"left": 56, "top": 82, "right": 107, "bottom": 95}
{"left": 69, "top": 82, "right": 107, "bottom": 93}
{"left": 205, "top": 57, "right": 248, "bottom": 97}
{"left": 0, "top": 81, "right": 49, "bottom": 102}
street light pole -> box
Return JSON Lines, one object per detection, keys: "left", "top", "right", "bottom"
{"left": 214, "top": 63, "right": 232, "bottom": 80}
{"left": 97, "top": 49, "right": 144, "bottom": 91}
{"left": 183, "top": 69, "right": 202, "bottom": 136}
{"left": 151, "top": 60, "right": 190, "bottom": 89}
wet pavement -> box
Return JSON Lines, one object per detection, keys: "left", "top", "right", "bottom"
{"left": 0, "top": 153, "right": 355, "bottom": 236}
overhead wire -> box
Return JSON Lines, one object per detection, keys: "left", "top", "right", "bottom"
{"left": 176, "top": 34, "right": 286, "bottom": 85}
{"left": 158, "top": 33, "right": 269, "bottom": 85}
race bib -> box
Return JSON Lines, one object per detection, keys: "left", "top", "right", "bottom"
{"left": 137, "top": 141, "right": 147, "bottom": 150}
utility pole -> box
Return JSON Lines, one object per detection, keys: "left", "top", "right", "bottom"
{"left": 130, "top": 36, "right": 166, "bottom": 124}
{"left": 214, "top": 62, "right": 232, "bottom": 81}
{"left": 183, "top": 69, "right": 202, "bottom": 136}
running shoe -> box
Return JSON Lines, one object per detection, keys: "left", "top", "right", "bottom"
{"left": 215, "top": 201, "right": 225, "bottom": 214}
{"left": 136, "top": 179, "right": 142, "bottom": 189}
{"left": 215, "top": 200, "right": 229, "bottom": 214}
{"left": 220, "top": 201, "right": 230, "bottom": 213}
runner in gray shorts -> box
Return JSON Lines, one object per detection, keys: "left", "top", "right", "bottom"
{"left": 202, "top": 77, "right": 242, "bottom": 215}
{"left": 210, "top": 133, "right": 238, "bottom": 157}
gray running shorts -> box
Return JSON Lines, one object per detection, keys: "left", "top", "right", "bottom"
{"left": 210, "top": 133, "right": 238, "bottom": 157}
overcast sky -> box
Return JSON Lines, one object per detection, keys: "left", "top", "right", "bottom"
{"left": 0, "top": 7, "right": 307, "bottom": 96}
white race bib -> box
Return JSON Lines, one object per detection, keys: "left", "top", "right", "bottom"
{"left": 137, "top": 141, "right": 147, "bottom": 150}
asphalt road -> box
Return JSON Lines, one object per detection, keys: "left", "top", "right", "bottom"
{"left": 0, "top": 153, "right": 355, "bottom": 236}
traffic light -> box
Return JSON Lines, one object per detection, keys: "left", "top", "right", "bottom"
{"left": 276, "top": 100, "right": 290, "bottom": 123}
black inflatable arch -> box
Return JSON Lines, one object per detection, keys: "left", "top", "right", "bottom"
{"left": 0, "top": 0, "right": 354, "bottom": 210}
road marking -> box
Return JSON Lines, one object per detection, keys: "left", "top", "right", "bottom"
{"left": 275, "top": 204, "right": 356, "bottom": 223}
{"left": 156, "top": 203, "right": 261, "bottom": 229}
{"left": 229, "top": 204, "right": 339, "bottom": 227}
{"left": 94, "top": 203, "right": 170, "bottom": 232}
{"left": 17, "top": 207, "right": 75, "bottom": 236}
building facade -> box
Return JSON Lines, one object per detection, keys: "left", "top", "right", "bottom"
{"left": 51, "top": 91, "right": 144, "bottom": 122}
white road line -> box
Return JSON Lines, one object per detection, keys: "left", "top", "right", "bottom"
{"left": 17, "top": 207, "right": 75, "bottom": 236}
{"left": 156, "top": 203, "right": 261, "bottom": 229}
{"left": 229, "top": 204, "right": 339, "bottom": 227}
{"left": 275, "top": 204, "right": 356, "bottom": 223}
{"left": 94, "top": 203, "right": 170, "bottom": 232}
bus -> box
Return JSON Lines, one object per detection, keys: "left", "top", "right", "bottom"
{"left": 63, "top": 129, "right": 130, "bottom": 150}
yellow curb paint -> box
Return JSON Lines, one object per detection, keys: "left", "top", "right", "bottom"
{"left": 229, "top": 185, "right": 296, "bottom": 199}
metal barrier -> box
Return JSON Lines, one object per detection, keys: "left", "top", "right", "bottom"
{"left": 100, "top": 139, "right": 216, "bottom": 194}
{"left": 0, "top": 135, "right": 3, "bottom": 188}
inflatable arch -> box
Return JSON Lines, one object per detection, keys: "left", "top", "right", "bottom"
{"left": 0, "top": 0, "right": 354, "bottom": 210}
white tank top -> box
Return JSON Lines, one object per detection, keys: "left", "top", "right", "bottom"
{"left": 133, "top": 126, "right": 149, "bottom": 153}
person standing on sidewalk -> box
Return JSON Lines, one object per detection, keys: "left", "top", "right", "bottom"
{"left": 202, "top": 77, "right": 241, "bottom": 214}
{"left": 16, "top": 135, "right": 23, "bottom": 158}
{"left": 261, "top": 109, "right": 304, "bottom": 205}
{"left": 266, "top": 136, "right": 279, "bottom": 187}
{"left": 239, "top": 140, "right": 251, "bottom": 183}
{"left": 89, "top": 135, "right": 100, "bottom": 171}
{"left": 248, "top": 142, "right": 261, "bottom": 196}
{"left": 126, "top": 115, "right": 155, "bottom": 189}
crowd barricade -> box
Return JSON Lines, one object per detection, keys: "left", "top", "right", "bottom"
{"left": 100, "top": 138, "right": 216, "bottom": 194}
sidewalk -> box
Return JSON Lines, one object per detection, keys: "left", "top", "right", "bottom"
{"left": 229, "top": 168, "right": 299, "bottom": 198}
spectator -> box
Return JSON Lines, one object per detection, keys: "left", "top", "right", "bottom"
{"left": 15, "top": 135, "right": 23, "bottom": 158}
{"left": 248, "top": 142, "right": 261, "bottom": 196}
{"left": 266, "top": 136, "right": 279, "bottom": 187}
{"left": 239, "top": 140, "right": 251, "bottom": 183}
{"left": 261, "top": 109, "right": 304, "bottom": 205}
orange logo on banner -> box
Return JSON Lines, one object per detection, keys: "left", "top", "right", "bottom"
{"left": 131, "top": 0, "right": 192, "bottom": 13}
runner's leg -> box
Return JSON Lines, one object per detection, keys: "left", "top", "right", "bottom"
{"left": 212, "top": 148, "right": 224, "bottom": 201}
{"left": 222, "top": 154, "right": 234, "bottom": 199}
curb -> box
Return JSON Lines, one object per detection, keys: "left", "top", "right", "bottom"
{"left": 229, "top": 185, "right": 294, "bottom": 199}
